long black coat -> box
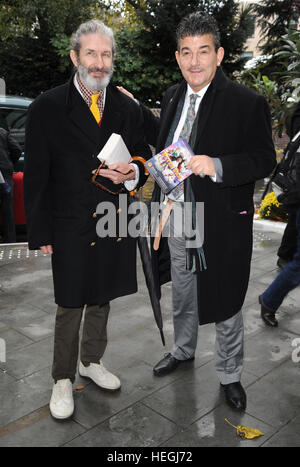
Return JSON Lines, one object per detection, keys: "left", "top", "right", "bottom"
{"left": 142, "top": 68, "right": 276, "bottom": 325}
{"left": 291, "top": 101, "right": 300, "bottom": 136}
{"left": 24, "top": 77, "right": 151, "bottom": 307}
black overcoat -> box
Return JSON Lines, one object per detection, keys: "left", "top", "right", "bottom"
{"left": 142, "top": 68, "right": 276, "bottom": 325}
{"left": 24, "top": 77, "right": 151, "bottom": 307}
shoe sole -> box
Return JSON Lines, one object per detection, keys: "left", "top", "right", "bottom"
{"left": 79, "top": 372, "right": 121, "bottom": 392}
{"left": 259, "top": 296, "right": 278, "bottom": 327}
{"left": 50, "top": 406, "right": 74, "bottom": 420}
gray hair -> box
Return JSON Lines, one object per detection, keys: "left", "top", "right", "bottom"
{"left": 71, "top": 19, "right": 116, "bottom": 57}
{"left": 176, "top": 12, "right": 221, "bottom": 52}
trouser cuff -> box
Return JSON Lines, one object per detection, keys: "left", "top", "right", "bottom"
{"left": 216, "top": 372, "right": 241, "bottom": 385}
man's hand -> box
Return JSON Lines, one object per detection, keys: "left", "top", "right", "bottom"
{"left": 96, "top": 162, "right": 136, "bottom": 184}
{"left": 40, "top": 245, "right": 53, "bottom": 255}
{"left": 187, "top": 155, "right": 216, "bottom": 177}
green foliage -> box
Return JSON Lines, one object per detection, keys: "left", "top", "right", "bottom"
{"left": 237, "top": 27, "right": 300, "bottom": 137}
{"left": 50, "top": 34, "right": 72, "bottom": 72}
{"left": 113, "top": 0, "right": 254, "bottom": 104}
{"left": 251, "top": 0, "right": 300, "bottom": 55}
{"left": 241, "top": 73, "right": 289, "bottom": 135}
{"left": 274, "top": 28, "right": 300, "bottom": 100}
{"left": 0, "top": 0, "right": 108, "bottom": 97}
{"left": 113, "top": 24, "right": 181, "bottom": 105}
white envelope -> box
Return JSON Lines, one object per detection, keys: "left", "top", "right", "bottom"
{"left": 97, "top": 133, "right": 131, "bottom": 165}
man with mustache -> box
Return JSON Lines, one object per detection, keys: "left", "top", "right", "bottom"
{"left": 24, "top": 19, "right": 151, "bottom": 420}
{"left": 122, "top": 12, "right": 276, "bottom": 411}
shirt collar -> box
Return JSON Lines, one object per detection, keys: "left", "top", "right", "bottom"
{"left": 186, "top": 82, "right": 211, "bottom": 100}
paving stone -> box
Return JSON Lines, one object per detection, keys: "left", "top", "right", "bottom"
{"left": 0, "top": 327, "right": 34, "bottom": 352}
{"left": 67, "top": 402, "right": 178, "bottom": 447}
{"left": 0, "top": 412, "right": 85, "bottom": 448}
{"left": 163, "top": 404, "right": 276, "bottom": 447}
{"left": 246, "top": 360, "right": 300, "bottom": 428}
{"left": 72, "top": 359, "right": 186, "bottom": 429}
{"left": 0, "top": 367, "right": 52, "bottom": 427}
{"left": 244, "top": 328, "right": 297, "bottom": 378}
{"left": 0, "top": 369, "right": 16, "bottom": 390}
{"left": 0, "top": 302, "right": 48, "bottom": 328}
{"left": 13, "top": 313, "right": 55, "bottom": 342}
{"left": 262, "top": 413, "right": 300, "bottom": 447}
{"left": 280, "top": 312, "right": 300, "bottom": 336}
{"left": 0, "top": 337, "right": 53, "bottom": 379}
{"left": 141, "top": 362, "right": 257, "bottom": 428}
{"left": 0, "top": 227, "right": 299, "bottom": 447}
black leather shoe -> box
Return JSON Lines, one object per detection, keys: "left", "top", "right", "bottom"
{"left": 221, "top": 382, "right": 247, "bottom": 411}
{"left": 153, "top": 353, "right": 194, "bottom": 376}
{"left": 259, "top": 295, "right": 278, "bottom": 327}
{"left": 277, "top": 257, "right": 290, "bottom": 270}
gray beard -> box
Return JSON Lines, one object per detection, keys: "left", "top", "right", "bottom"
{"left": 77, "top": 63, "right": 113, "bottom": 91}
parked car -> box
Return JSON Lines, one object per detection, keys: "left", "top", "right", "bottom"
{"left": 0, "top": 95, "right": 33, "bottom": 230}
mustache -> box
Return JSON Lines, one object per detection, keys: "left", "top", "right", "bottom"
{"left": 88, "top": 67, "right": 112, "bottom": 74}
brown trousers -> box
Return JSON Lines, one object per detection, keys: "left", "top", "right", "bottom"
{"left": 52, "top": 303, "right": 110, "bottom": 383}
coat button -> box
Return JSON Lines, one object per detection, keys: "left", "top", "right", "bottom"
{"left": 117, "top": 208, "right": 122, "bottom": 214}
{"left": 90, "top": 242, "right": 96, "bottom": 247}
{"left": 92, "top": 212, "right": 97, "bottom": 218}
{"left": 117, "top": 237, "right": 122, "bottom": 242}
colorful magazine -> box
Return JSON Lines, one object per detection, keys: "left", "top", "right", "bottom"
{"left": 146, "top": 139, "right": 194, "bottom": 194}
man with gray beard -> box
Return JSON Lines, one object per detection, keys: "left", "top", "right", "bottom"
{"left": 24, "top": 19, "right": 151, "bottom": 420}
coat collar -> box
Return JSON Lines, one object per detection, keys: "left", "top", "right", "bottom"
{"left": 157, "top": 80, "right": 187, "bottom": 150}
{"left": 65, "top": 74, "right": 124, "bottom": 150}
{"left": 158, "top": 67, "right": 228, "bottom": 150}
{"left": 192, "top": 67, "right": 228, "bottom": 149}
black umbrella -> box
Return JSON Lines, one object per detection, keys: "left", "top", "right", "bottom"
{"left": 137, "top": 234, "right": 165, "bottom": 346}
{"left": 128, "top": 195, "right": 165, "bottom": 346}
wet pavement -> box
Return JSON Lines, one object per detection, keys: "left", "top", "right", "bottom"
{"left": 0, "top": 217, "right": 300, "bottom": 448}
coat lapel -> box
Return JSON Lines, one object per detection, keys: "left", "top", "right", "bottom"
{"left": 66, "top": 77, "right": 125, "bottom": 153}
{"left": 157, "top": 80, "right": 187, "bottom": 150}
{"left": 66, "top": 77, "right": 101, "bottom": 148}
{"left": 193, "top": 67, "right": 228, "bottom": 150}
{"left": 98, "top": 84, "right": 124, "bottom": 149}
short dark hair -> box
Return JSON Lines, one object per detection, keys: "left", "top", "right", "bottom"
{"left": 176, "top": 12, "right": 221, "bottom": 52}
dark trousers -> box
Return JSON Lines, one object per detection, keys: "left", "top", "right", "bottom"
{"left": 277, "top": 211, "right": 297, "bottom": 261}
{"left": 0, "top": 175, "right": 16, "bottom": 243}
{"left": 52, "top": 303, "right": 110, "bottom": 383}
{"left": 262, "top": 209, "right": 300, "bottom": 312}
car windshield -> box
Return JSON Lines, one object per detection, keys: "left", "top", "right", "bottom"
{"left": 0, "top": 107, "right": 27, "bottom": 150}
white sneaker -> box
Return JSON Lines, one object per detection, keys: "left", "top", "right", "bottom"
{"left": 49, "top": 379, "right": 74, "bottom": 420}
{"left": 79, "top": 361, "right": 121, "bottom": 391}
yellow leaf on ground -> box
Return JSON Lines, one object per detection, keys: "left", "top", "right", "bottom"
{"left": 225, "top": 419, "right": 264, "bottom": 439}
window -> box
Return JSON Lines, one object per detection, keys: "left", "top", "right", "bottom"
{"left": 248, "top": 14, "right": 256, "bottom": 39}
{"left": 0, "top": 108, "right": 28, "bottom": 150}
{"left": 241, "top": 51, "right": 254, "bottom": 60}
